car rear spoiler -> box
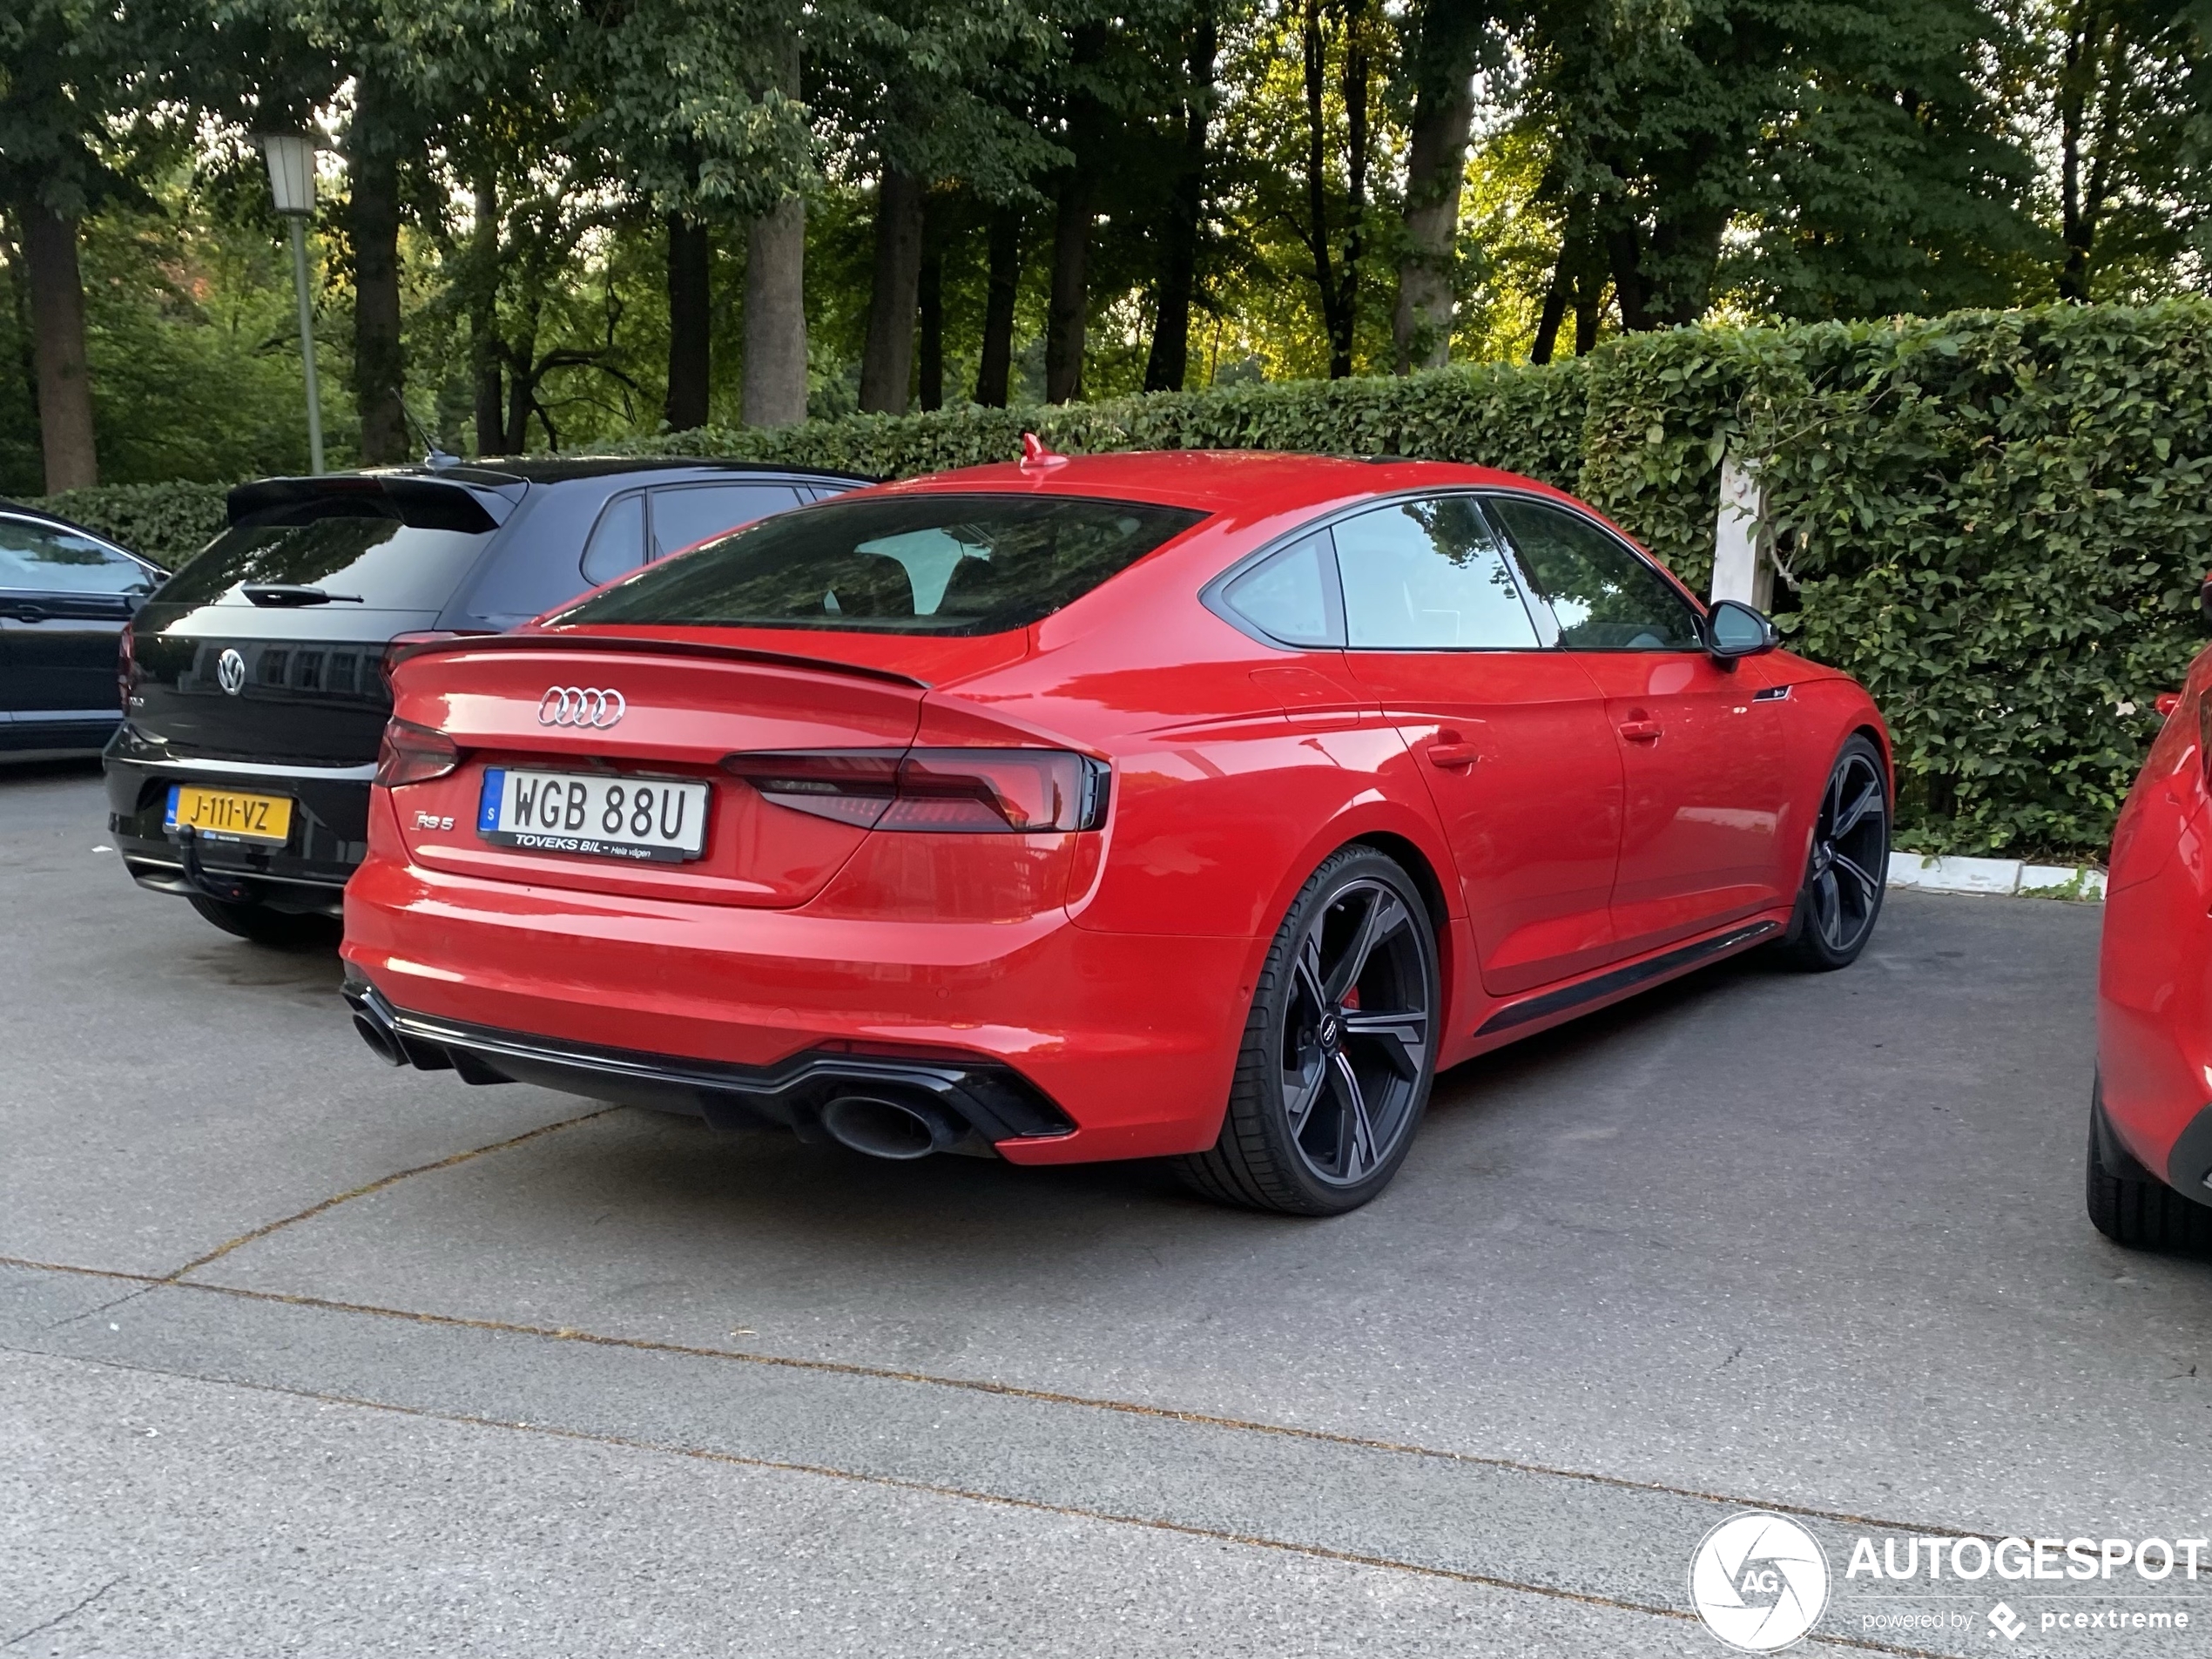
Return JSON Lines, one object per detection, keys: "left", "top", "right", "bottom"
{"left": 384, "top": 629, "right": 932, "bottom": 689}
{"left": 227, "top": 475, "right": 515, "bottom": 533}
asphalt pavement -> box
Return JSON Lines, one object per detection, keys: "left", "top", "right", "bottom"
{"left": 4, "top": 759, "right": 2209, "bottom": 1658}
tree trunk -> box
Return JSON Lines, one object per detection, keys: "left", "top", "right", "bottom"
{"left": 664, "top": 214, "right": 711, "bottom": 431}
{"left": 859, "top": 165, "right": 925, "bottom": 415}
{"left": 1044, "top": 166, "right": 1092, "bottom": 404}
{"left": 1299, "top": 0, "right": 1348, "bottom": 376}
{"left": 974, "top": 206, "right": 1021, "bottom": 408}
{"left": 1145, "top": 9, "right": 1216, "bottom": 394}
{"left": 348, "top": 79, "right": 408, "bottom": 466}
{"left": 1605, "top": 226, "right": 1653, "bottom": 333}
{"left": 1392, "top": 0, "right": 1480, "bottom": 373}
{"left": 917, "top": 202, "right": 944, "bottom": 411}
{"left": 469, "top": 173, "right": 502, "bottom": 455}
{"left": 503, "top": 309, "right": 537, "bottom": 453}
{"left": 743, "top": 33, "right": 808, "bottom": 427}
{"left": 1573, "top": 264, "right": 1602, "bottom": 355}
{"left": 1331, "top": 5, "right": 1373, "bottom": 379}
{"left": 1529, "top": 251, "right": 1569, "bottom": 367}
{"left": 744, "top": 196, "right": 808, "bottom": 426}
{"left": 19, "top": 204, "right": 97, "bottom": 490}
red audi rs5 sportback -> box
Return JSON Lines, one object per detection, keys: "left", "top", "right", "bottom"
{"left": 2093, "top": 597, "right": 2212, "bottom": 1253}
{"left": 342, "top": 447, "right": 1893, "bottom": 1214}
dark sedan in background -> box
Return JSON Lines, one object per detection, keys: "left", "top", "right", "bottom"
{"left": 107, "top": 456, "right": 862, "bottom": 942}
{"left": 2, "top": 502, "right": 165, "bottom": 759}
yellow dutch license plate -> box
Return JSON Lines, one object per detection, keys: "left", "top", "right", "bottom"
{"left": 165, "top": 784, "right": 293, "bottom": 846}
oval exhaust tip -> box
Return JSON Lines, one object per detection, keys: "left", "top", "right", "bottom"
{"left": 352, "top": 1011, "right": 407, "bottom": 1067}
{"left": 819, "top": 1094, "right": 960, "bottom": 1160}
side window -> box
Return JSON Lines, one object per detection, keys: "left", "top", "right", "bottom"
{"left": 649, "top": 484, "right": 804, "bottom": 560}
{"left": 579, "top": 493, "right": 646, "bottom": 587}
{"left": 1485, "top": 496, "right": 1703, "bottom": 651}
{"left": 1221, "top": 530, "right": 1340, "bottom": 646}
{"left": 0, "top": 518, "right": 153, "bottom": 596}
{"left": 1334, "top": 496, "right": 1541, "bottom": 651}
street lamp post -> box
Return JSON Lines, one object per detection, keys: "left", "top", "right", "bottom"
{"left": 260, "top": 134, "right": 324, "bottom": 475}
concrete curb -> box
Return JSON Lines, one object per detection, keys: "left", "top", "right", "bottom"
{"left": 1885, "top": 853, "right": 2107, "bottom": 902}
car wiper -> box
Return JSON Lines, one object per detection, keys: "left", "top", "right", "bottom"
{"left": 241, "top": 583, "right": 364, "bottom": 606}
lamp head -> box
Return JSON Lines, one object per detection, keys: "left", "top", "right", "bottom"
{"left": 260, "top": 134, "right": 317, "bottom": 216}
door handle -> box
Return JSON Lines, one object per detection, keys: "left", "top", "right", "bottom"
{"left": 1426, "top": 742, "right": 1479, "bottom": 769}
{"left": 1, "top": 604, "right": 44, "bottom": 622}
{"left": 1616, "top": 719, "right": 1662, "bottom": 743}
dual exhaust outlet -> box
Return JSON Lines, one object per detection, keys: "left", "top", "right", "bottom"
{"left": 350, "top": 992, "right": 977, "bottom": 1160}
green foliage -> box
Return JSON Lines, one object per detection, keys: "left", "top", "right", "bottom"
{"left": 1748, "top": 300, "right": 2212, "bottom": 858}
{"left": 31, "top": 480, "right": 231, "bottom": 565}
{"left": 44, "top": 296, "right": 2212, "bottom": 859}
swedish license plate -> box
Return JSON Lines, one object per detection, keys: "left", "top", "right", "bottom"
{"left": 165, "top": 784, "right": 293, "bottom": 846}
{"left": 477, "top": 767, "right": 710, "bottom": 863}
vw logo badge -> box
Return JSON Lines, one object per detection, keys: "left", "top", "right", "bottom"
{"left": 216, "top": 647, "right": 247, "bottom": 697}
{"left": 537, "top": 685, "right": 626, "bottom": 729}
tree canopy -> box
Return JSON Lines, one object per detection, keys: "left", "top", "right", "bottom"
{"left": 3, "top": 0, "right": 2209, "bottom": 493}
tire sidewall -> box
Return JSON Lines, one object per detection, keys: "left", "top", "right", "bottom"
{"left": 1246, "top": 849, "right": 1441, "bottom": 1212}
{"left": 1788, "top": 734, "right": 1891, "bottom": 968}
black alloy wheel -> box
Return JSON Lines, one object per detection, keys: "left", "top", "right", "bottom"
{"left": 1177, "top": 847, "right": 1440, "bottom": 1215}
{"left": 1777, "top": 736, "right": 1890, "bottom": 971}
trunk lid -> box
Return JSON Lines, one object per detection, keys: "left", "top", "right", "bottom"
{"left": 384, "top": 639, "right": 929, "bottom": 907}
{"left": 127, "top": 476, "right": 508, "bottom": 763}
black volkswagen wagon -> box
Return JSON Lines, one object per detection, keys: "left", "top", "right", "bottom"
{"left": 106, "top": 456, "right": 861, "bottom": 941}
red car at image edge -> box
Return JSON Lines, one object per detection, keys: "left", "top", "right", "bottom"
{"left": 342, "top": 448, "right": 1894, "bottom": 1215}
{"left": 2094, "top": 597, "right": 2212, "bottom": 1254}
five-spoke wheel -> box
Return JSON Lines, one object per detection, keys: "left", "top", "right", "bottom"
{"left": 1177, "top": 847, "right": 1439, "bottom": 1214}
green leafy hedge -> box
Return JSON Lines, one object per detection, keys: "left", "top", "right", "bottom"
{"left": 30, "top": 480, "right": 232, "bottom": 570}
{"left": 42, "top": 299, "right": 2212, "bottom": 859}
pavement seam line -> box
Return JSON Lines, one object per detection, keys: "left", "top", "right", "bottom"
{"left": 0, "top": 1343, "right": 1950, "bottom": 1659}
{"left": 1, "top": 1576, "right": 122, "bottom": 1650}
{"left": 0, "top": 1249, "right": 1987, "bottom": 1544}
{"left": 158, "top": 1107, "right": 623, "bottom": 1282}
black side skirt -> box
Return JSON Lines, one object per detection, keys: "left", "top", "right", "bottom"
{"left": 1474, "top": 920, "right": 1782, "bottom": 1038}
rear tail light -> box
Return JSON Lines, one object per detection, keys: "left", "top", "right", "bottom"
{"left": 724, "top": 749, "right": 1109, "bottom": 833}
{"left": 375, "top": 718, "right": 461, "bottom": 787}
{"left": 117, "top": 626, "right": 136, "bottom": 708}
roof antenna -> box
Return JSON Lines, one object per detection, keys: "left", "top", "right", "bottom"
{"left": 1020, "top": 432, "right": 1069, "bottom": 471}
{"left": 402, "top": 402, "right": 460, "bottom": 471}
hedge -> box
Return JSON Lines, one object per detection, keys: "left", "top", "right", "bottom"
{"left": 39, "top": 298, "right": 2212, "bottom": 860}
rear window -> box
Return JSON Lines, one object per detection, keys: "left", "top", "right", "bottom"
{"left": 556, "top": 493, "right": 1207, "bottom": 636}
{"left": 159, "top": 515, "right": 495, "bottom": 613}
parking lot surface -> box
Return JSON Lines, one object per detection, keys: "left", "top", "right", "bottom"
{"left": 4, "top": 760, "right": 2208, "bottom": 1657}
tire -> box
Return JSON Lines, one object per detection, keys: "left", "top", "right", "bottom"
{"left": 1175, "top": 846, "right": 1440, "bottom": 1216}
{"left": 2087, "top": 1078, "right": 2212, "bottom": 1254}
{"left": 1773, "top": 733, "right": 1890, "bottom": 972}
{"left": 186, "top": 893, "right": 334, "bottom": 948}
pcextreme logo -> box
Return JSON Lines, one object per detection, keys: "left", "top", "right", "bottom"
{"left": 1689, "top": 1512, "right": 1832, "bottom": 1652}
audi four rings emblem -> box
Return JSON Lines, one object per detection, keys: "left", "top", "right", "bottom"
{"left": 216, "top": 647, "right": 247, "bottom": 696}
{"left": 538, "top": 685, "right": 626, "bottom": 728}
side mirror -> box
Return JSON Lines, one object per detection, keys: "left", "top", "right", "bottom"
{"left": 1706, "top": 598, "right": 1778, "bottom": 665}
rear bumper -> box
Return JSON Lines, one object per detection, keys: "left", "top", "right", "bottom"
{"left": 344, "top": 978, "right": 1076, "bottom": 1150}
{"left": 341, "top": 851, "right": 1258, "bottom": 1163}
{"left": 105, "top": 731, "right": 373, "bottom": 909}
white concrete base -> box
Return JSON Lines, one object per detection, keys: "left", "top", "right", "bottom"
{"left": 1885, "top": 853, "right": 2107, "bottom": 902}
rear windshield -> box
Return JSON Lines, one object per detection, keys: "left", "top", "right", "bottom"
{"left": 159, "top": 513, "right": 495, "bottom": 613}
{"left": 555, "top": 493, "right": 1208, "bottom": 636}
